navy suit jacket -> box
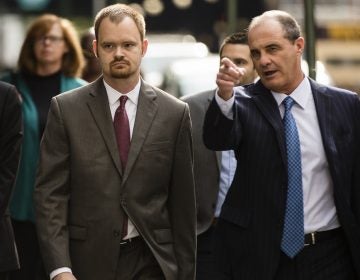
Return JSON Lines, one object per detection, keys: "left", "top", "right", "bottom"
{"left": 203, "top": 78, "right": 360, "bottom": 279}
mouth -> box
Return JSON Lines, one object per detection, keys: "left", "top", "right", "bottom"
{"left": 41, "top": 50, "right": 52, "bottom": 55}
{"left": 263, "top": 70, "right": 277, "bottom": 78}
{"left": 111, "top": 61, "right": 129, "bottom": 70}
{"left": 111, "top": 59, "right": 129, "bottom": 65}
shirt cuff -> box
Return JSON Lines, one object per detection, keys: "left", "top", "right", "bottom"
{"left": 215, "top": 90, "right": 235, "bottom": 120}
{"left": 50, "top": 267, "right": 72, "bottom": 280}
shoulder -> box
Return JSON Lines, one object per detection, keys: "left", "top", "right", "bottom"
{"left": 0, "top": 81, "right": 20, "bottom": 100}
{"left": 311, "top": 79, "right": 358, "bottom": 101}
{"left": 0, "top": 81, "right": 21, "bottom": 112}
{"left": 180, "top": 90, "right": 215, "bottom": 104}
{"left": 54, "top": 81, "right": 93, "bottom": 104}
{"left": 142, "top": 80, "right": 188, "bottom": 110}
{"left": 0, "top": 80, "right": 14, "bottom": 91}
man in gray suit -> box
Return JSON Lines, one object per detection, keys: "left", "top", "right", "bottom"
{"left": 0, "top": 81, "right": 22, "bottom": 280}
{"left": 181, "top": 32, "right": 257, "bottom": 280}
{"left": 204, "top": 10, "right": 360, "bottom": 280}
{"left": 34, "top": 4, "right": 196, "bottom": 280}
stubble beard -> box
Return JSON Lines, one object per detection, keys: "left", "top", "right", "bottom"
{"left": 109, "top": 66, "right": 133, "bottom": 79}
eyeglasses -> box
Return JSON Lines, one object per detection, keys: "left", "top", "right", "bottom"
{"left": 36, "top": 35, "right": 64, "bottom": 44}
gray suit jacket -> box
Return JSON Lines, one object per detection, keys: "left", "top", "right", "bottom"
{"left": 181, "top": 90, "right": 221, "bottom": 234}
{"left": 0, "top": 81, "right": 21, "bottom": 272}
{"left": 34, "top": 77, "right": 196, "bottom": 280}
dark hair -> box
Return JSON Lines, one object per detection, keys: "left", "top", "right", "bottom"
{"left": 94, "top": 4, "right": 146, "bottom": 42}
{"left": 249, "top": 10, "right": 301, "bottom": 43}
{"left": 219, "top": 32, "right": 248, "bottom": 57}
{"left": 18, "top": 14, "right": 84, "bottom": 77}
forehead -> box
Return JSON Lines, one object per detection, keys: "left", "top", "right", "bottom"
{"left": 33, "top": 22, "right": 61, "bottom": 38}
{"left": 221, "top": 44, "right": 251, "bottom": 58}
{"left": 248, "top": 19, "right": 285, "bottom": 48}
{"left": 47, "top": 23, "right": 63, "bottom": 34}
{"left": 98, "top": 16, "right": 141, "bottom": 41}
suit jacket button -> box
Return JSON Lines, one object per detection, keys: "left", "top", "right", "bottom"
{"left": 113, "top": 230, "right": 121, "bottom": 237}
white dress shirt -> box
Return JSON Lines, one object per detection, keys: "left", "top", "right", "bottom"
{"left": 104, "top": 79, "right": 140, "bottom": 239}
{"left": 215, "top": 78, "right": 340, "bottom": 234}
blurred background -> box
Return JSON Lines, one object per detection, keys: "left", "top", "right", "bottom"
{"left": 0, "top": 0, "right": 359, "bottom": 97}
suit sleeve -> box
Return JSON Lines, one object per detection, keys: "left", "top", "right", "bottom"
{"left": 351, "top": 93, "right": 360, "bottom": 223}
{"left": 33, "top": 97, "right": 72, "bottom": 274}
{"left": 170, "top": 104, "right": 196, "bottom": 279}
{"left": 203, "top": 96, "right": 240, "bottom": 152}
{"left": 0, "top": 84, "right": 22, "bottom": 216}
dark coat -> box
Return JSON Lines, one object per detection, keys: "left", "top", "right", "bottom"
{"left": 0, "top": 81, "right": 22, "bottom": 272}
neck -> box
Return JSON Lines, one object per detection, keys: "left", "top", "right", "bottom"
{"left": 104, "top": 75, "right": 140, "bottom": 94}
{"left": 36, "top": 63, "right": 62, "bottom": 76}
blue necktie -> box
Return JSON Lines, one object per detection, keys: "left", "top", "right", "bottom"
{"left": 281, "top": 96, "right": 304, "bottom": 258}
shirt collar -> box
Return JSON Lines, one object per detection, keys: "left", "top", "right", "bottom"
{"left": 271, "top": 77, "right": 311, "bottom": 109}
{"left": 104, "top": 79, "right": 141, "bottom": 107}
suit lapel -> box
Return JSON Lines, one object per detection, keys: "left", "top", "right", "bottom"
{"left": 310, "top": 79, "right": 338, "bottom": 161}
{"left": 122, "top": 81, "right": 158, "bottom": 182}
{"left": 86, "top": 78, "right": 123, "bottom": 175}
{"left": 249, "top": 82, "right": 287, "bottom": 165}
{"left": 251, "top": 79, "right": 337, "bottom": 174}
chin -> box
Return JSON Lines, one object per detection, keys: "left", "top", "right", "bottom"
{"left": 262, "top": 79, "right": 283, "bottom": 92}
{"left": 110, "top": 71, "right": 131, "bottom": 79}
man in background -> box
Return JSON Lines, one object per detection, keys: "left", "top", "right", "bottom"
{"left": 0, "top": 81, "right": 22, "bottom": 280}
{"left": 181, "top": 32, "right": 257, "bottom": 280}
{"left": 80, "top": 27, "right": 102, "bottom": 82}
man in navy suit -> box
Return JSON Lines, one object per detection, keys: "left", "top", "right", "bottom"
{"left": 203, "top": 10, "right": 360, "bottom": 280}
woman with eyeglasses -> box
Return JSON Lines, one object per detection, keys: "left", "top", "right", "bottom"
{"left": 0, "top": 14, "right": 87, "bottom": 280}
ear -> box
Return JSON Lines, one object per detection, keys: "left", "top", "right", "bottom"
{"left": 92, "top": 39, "right": 98, "bottom": 58}
{"left": 295, "top": 36, "right": 305, "bottom": 55}
{"left": 141, "top": 39, "right": 148, "bottom": 57}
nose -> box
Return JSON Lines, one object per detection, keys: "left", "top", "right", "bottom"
{"left": 114, "top": 46, "right": 124, "bottom": 58}
{"left": 40, "top": 37, "right": 51, "bottom": 45}
{"left": 259, "top": 53, "right": 271, "bottom": 67}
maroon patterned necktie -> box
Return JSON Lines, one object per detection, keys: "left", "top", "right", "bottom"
{"left": 114, "top": 96, "right": 130, "bottom": 171}
{"left": 114, "top": 95, "right": 130, "bottom": 238}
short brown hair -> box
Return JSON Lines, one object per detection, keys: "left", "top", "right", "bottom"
{"left": 94, "top": 4, "right": 146, "bottom": 42}
{"left": 18, "top": 14, "right": 85, "bottom": 77}
{"left": 219, "top": 32, "right": 248, "bottom": 57}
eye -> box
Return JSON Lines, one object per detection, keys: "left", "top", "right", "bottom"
{"left": 251, "top": 50, "right": 260, "bottom": 60}
{"left": 233, "top": 59, "right": 247, "bottom": 66}
{"left": 123, "top": 42, "right": 135, "bottom": 49}
{"left": 102, "top": 43, "right": 114, "bottom": 50}
{"left": 267, "top": 45, "right": 279, "bottom": 53}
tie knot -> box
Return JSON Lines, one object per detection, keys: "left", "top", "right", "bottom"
{"left": 119, "top": 96, "right": 128, "bottom": 109}
{"left": 283, "top": 96, "right": 295, "bottom": 111}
